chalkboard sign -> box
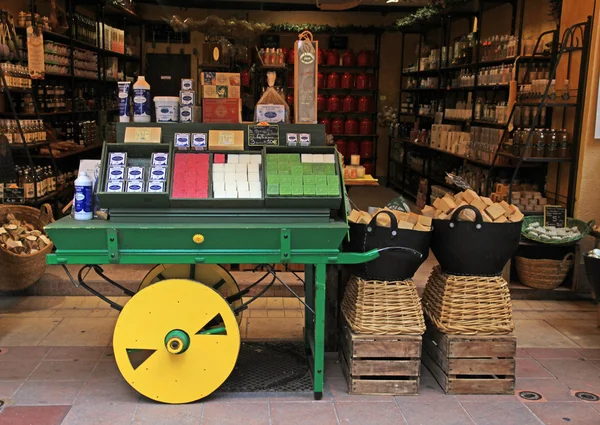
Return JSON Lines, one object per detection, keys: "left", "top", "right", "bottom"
{"left": 329, "top": 36, "right": 348, "bottom": 50}
{"left": 0, "top": 134, "right": 16, "bottom": 183}
{"left": 260, "top": 35, "right": 280, "bottom": 49}
{"left": 3, "top": 186, "right": 24, "bottom": 204}
{"left": 248, "top": 125, "right": 280, "bottom": 146}
{"left": 544, "top": 205, "right": 567, "bottom": 228}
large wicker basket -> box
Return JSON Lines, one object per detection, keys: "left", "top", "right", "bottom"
{"left": 0, "top": 204, "right": 54, "bottom": 292}
{"left": 515, "top": 254, "right": 574, "bottom": 290}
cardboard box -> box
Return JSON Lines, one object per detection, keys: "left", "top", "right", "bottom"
{"left": 202, "top": 99, "right": 241, "bottom": 123}
{"left": 200, "top": 72, "right": 217, "bottom": 85}
{"left": 227, "top": 85, "right": 240, "bottom": 98}
{"left": 215, "top": 73, "right": 240, "bottom": 86}
{"left": 208, "top": 130, "right": 244, "bottom": 151}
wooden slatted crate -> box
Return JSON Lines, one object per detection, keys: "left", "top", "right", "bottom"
{"left": 422, "top": 325, "right": 516, "bottom": 395}
{"left": 339, "top": 321, "right": 421, "bottom": 395}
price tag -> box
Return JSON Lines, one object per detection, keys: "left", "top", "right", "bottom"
{"left": 248, "top": 125, "right": 279, "bottom": 146}
{"left": 544, "top": 205, "right": 567, "bottom": 228}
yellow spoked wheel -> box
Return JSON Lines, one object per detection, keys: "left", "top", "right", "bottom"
{"left": 113, "top": 279, "right": 241, "bottom": 404}
{"left": 139, "top": 264, "right": 243, "bottom": 323}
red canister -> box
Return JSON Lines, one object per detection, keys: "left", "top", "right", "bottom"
{"left": 359, "top": 117, "right": 374, "bottom": 135}
{"left": 362, "top": 161, "right": 374, "bottom": 176}
{"left": 288, "top": 73, "right": 294, "bottom": 88}
{"left": 342, "top": 50, "right": 355, "bottom": 66}
{"left": 319, "top": 117, "right": 331, "bottom": 134}
{"left": 327, "top": 49, "right": 339, "bottom": 66}
{"left": 317, "top": 72, "right": 325, "bottom": 89}
{"left": 345, "top": 118, "right": 359, "bottom": 135}
{"left": 318, "top": 48, "right": 326, "bottom": 65}
{"left": 331, "top": 117, "right": 345, "bottom": 135}
{"left": 287, "top": 48, "right": 295, "bottom": 64}
{"left": 360, "top": 140, "right": 374, "bottom": 158}
{"left": 347, "top": 140, "right": 360, "bottom": 156}
{"left": 367, "top": 73, "right": 376, "bottom": 90}
{"left": 240, "top": 69, "right": 251, "bottom": 87}
{"left": 358, "top": 96, "right": 370, "bottom": 113}
{"left": 357, "top": 50, "right": 369, "bottom": 67}
{"left": 355, "top": 72, "right": 368, "bottom": 89}
{"left": 368, "top": 50, "right": 378, "bottom": 66}
{"left": 327, "top": 95, "right": 341, "bottom": 112}
{"left": 317, "top": 94, "right": 328, "bottom": 112}
{"left": 342, "top": 95, "right": 357, "bottom": 112}
{"left": 341, "top": 72, "right": 354, "bottom": 89}
{"left": 336, "top": 139, "right": 348, "bottom": 158}
{"left": 327, "top": 72, "right": 340, "bottom": 89}
{"left": 286, "top": 93, "right": 294, "bottom": 107}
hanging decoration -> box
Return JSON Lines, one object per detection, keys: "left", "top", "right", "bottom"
{"left": 394, "top": 0, "right": 470, "bottom": 29}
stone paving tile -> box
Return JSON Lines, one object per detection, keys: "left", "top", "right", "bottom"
{"left": 334, "top": 401, "right": 405, "bottom": 425}
{"left": 394, "top": 378, "right": 450, "bottom": 403}
{"left": 461, "top": 400, "right": 544, "bottom": 425}
{"left": 89, "top": 359, "right": 121, "bottom": 380}
{"left": 327, "top": 377, "right": 395, "bottom": 402}
{"left": 516, "top": 378, "right": 579, "bottom": 402}
{"left": 0, "top": 318, "right": 62, "bottom": 346}
{"left": 535, "top": 358, "right": 600, "bottom": 386}
{"left": 0, "top": 346, "right": 50, "bottom": 362}
{"left": 513, "top": 320, "right": 579, "bottom": 348}
{"left": 74, "top": 377, "right": 140, "bottom": 405}
{"left": 527, "top": 401, "right": 600, "bottom": 425}
{"left": 0, "top": 360, "right": 40, "bottom": 380}
{"left": 576, "top": 348, "right": 600, "bottom": 359}
{"left": 203, "top": 401, "right": 269, "bottom": 425}
{"left": 44, "top": 346, "right": 105, "bottom": 362}
{"left": 0, "top": 405, "right": 70, "bottom": 425}
{"left": 516, "top": 358, "right": 556, "bottom": 379}
{"left": 39, "top": 318, "right": 116, "bottom": 347}
{"left": 11, "top": 380, "right": 85, "bottom": 406}
{"left": 270, "top": 401, "right": 339, "bottom": 425}
{"left": 202, "top": 392, "right": 270, "bottom": 403}
{"left": 545, "top": 319, "right": 600, "bottom": 349}
{"left": 132, "top": 402, "right": 204, "bottom": 425}
{"left": 524, "top": 348, "right": 584, "bottom": 359}
{"left": 61, "top": 402, "right": 138, "bottom": 425}
{"left": 516, "top": 348, "right": 533, "bottom": 359}
{"left": 28, "top": 360, "right": 97, "bottom": 381}
{"left": 396, "top": 400, "right": 474, "bottom": 425}
{"left": 0, "top": 381, "right": 23, "bottom": 399}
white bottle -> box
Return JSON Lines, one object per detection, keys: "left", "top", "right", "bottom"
{"left": 74, "top": 172, "right": 93, "bottom": 220}
{"left": 133, "top": 76, "right": 151, "bottom": 123}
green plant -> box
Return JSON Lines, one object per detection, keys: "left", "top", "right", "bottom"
{"left": 549, "top": 0, "right": 562, "bottom": 23}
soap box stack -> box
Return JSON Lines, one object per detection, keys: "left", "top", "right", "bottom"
{"left": 213, "top": 154, "right": 262, "bottom": 199}
{"left": 105, "top": 152, "right": 169, "bottom": 193}
{"left": 179, "top": 79, "right": 201, "bottom": 123}
{"left": 200, "top": 72, "right": 241, "bottom": 123}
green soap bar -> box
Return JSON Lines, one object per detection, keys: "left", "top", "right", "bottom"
{"left": 292, "top": 187, "right": 304, "bottom": 196}
{"left": 288, "top": 153, "right": 300, "bottom": 163}
{"left": 327, "top": 175, "right": 338, "bottom": 185}
{"left": 323, "top": 164, "right": 336, "bottom": 175}
{"left": 312, "top": 164, "right": 324, "bottom": 174}
{"left": 302, "top": 163, "right": 313, "bottom": 174}
{"left": 315, "top": 175, "right": 328, "bottom": 186}
{"left": 278, "top": 168, "right": 290, "bottom": 175}
{"left": 327, "top": 186, "right": 340, "bottom": 196}
{"left": 303, "top": 175, "right": 316, "bottom": 185}
{"left": 292, "top": 176, "right": 303, "bottom": 185}
{"left": 292, "top": 182, "right": 304, "bottom": 191}
{"left": 303, "top": 185, "right": 316, "bottom": 196}
{"left": 267, "top": 184, "right": 280, "bottom": 196}
{"left": 291, "top": 165, "right": 304, "bottom": 175}
{"left": 316, "top": 186, "right": 329, "bottom": 196}
{"left": 279, "top": 184, "right": 292, "bottom": 196}
{"left": 268, "top": 175, "right": 281, "bottom": 184}
{"left": 279, "top": 175, "right": 292, "bottom": 185}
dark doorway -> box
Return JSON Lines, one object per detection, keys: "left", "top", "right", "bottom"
{"left": 146, "top": 54, "right": 191, "bottom": 96}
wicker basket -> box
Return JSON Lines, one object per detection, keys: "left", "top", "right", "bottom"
{"left": 515, "top": 254, "right": 574, "bottom": 290}
{"left": 422, "top": 266, "right": 514, "bottom": 335}
{"left": 0, "top": 204, "right": 55, "bottom": 292}
{"left": 341, "top": 275, "right": 425, "bottom": 335}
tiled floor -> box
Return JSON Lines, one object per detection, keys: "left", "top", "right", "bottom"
{"left": 0, "top": 282, "right": 599, "bottom": 423}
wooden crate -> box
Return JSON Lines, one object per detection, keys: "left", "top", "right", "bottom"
{"left": 339, "top": 321, "right": 421, "bottom": 395}
{"left": 422, "top": 325, "right": 516, "bottom": 395}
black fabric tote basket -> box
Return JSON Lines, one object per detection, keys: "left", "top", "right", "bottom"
{"left": 344, "top": 210, "right": 432, "bottom": 281}
{"left": 431, "top": 205, "right": 522, "bottom": 276}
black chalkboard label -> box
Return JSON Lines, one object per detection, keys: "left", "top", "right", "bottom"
{"left": 329, "top": 36, "right": 348, "bottom": 50}
{"left": 544, "top": 205, "right": 567, "bottom": 228}
{"left": 248, "top": 125, "right": 279, "bottom": 146}
{"left": 260, "top": 35, "right": 280, "bottom": 49}
{"left": 3, "top": 186, "right": 24, "bottom": 204}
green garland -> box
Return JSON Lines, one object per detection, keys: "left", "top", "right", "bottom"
{"left": 394, "top": 0, "right": 470, "bottom": 30}
{"left": 268, "top": 23, "right": 386, "bottom": 34}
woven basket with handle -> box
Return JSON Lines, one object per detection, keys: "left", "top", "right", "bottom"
{"left": 0, "top": 204, "right": 54, "bottom": 292}
{"left": 515, "top": 253, "right": 574, "bottom": 290}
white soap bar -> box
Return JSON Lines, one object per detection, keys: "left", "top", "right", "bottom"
{"left": 147, "top": 181, "right": 165, "bottom": 192}
{"left": 249, "top": 182, "right": 262, "bottom": 192}
{"left": 237, "top": 181, "right": 249, "bottom": 191}
{"left": 250, "top": 189, "right": 262, "bottom": 198}
{"left": 247, "top": 163, "right": 260, "bottom": 174}
{"left": 212, "top": 180, "right": 225, "bottom": 192}
{"left": 323, "top": 154, "right": 335, "bottom": 164}
{"left": 311, "top": 154, "right": 324, "bottom": 163}
{"left": 151, "top": 153, "right": 169, "bottom": 166}
{"left": 212, "top": 172, "right": 225, "bottom": 182}
{"left": 235, "top": 172, "right": 247, "bottom": 182}
{"left": 227, "top": 154, "right": 239, "bottom": 164}
{"left": 239, "top": 154, "right": 251, "bottom": 164}
{"left": 224, "top": 172, "right": 236, "bottom": 182}
{"left": 224, "top": 163, "right": 236, "bottom": 173}
{"left": 127, "top": 166, "right": 144, "bottom": 181}
{"left": 126, "top": 181, "right": 144, "bottom": 192}
{"left": 235, "top": 163, "right": 247, "bottom": 173}
{"left": 238, "top": 190, "right": 250, "bottom": 199}
{"left": 214, "top": 190, "right": 227, "bottom": 199}
{"left": 106, "top": 180, "right": 124, "bottom": 192}
{"left": 149, "top": 167, "right": 167, "bottom": 181}
{"left": 248, "top": 172, "right": 260, "bottom": 182}
{"left": 301, "top": 154, "right": 313, "bottom": 163}
{"left": 226, "top": 182, "right": 238, "bottom": 192}
{"left": 107, "top": 167, "right": 125, "bottom": 181}
{"left": 109, "top": 152, "right": 127, "bottom": 166}
{"left": 213, "top": 163, "right": 225, "bottom": 172}
{"left": 225, "top": 191, "right": 238, "bottom": 199}
{"left": 250, "top": 155, "right": 262, "bottom": 164}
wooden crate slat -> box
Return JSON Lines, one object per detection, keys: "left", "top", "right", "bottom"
{"left": 343, "top": 323, "right": 422, "bottom": 358}
{"left": 447, "top": 358, "right": 515, "bottom": 376}
{"left": 351, "top": 359, "right": 421, "bottom": 377}
{"left": 448, "top": 379, "right": 515, "bottom": 395}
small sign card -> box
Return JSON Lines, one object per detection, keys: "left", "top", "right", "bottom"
{"left": 544, "top": 205, "right": 567, "bottom": 228}
{"left": 248, "top": 124, "right": 279, "bottom": 146}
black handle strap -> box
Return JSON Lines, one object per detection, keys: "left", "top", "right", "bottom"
{"left": 367, "top": 210, "right": 399, "bottom": 239}
{"left": 449, "top": 205, "right": 484, "bottom": 229}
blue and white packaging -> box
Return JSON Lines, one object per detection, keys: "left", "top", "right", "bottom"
{"left": 106, "top": 180, "right": 124, "bottom": 192}
{"left": 74, "top": 172, "right": 93, "bottom": 220}
{"left": 192, "top": 133, "right": 207, "bottom": 151}
{"left": 127, "top": 167, "right": 144, "bottom": 181}
{"left": 180, "top": 91, "right": 195, "bottom": 106}
{"left": 151, "top": 152, "right": 169, "bottom": 166}
{"left": 109, "top": 152, "right": 127, "bottom": 166}
{"left": 117, "top": 81, "right": 131, "bottom": 122}
{"left": 180, "top": 106, "right": 193, "bottom": 123}
{"left": 174, "top": 133, "right": 190, "bottom": 150}
{"left": 149, "top": 167, "right": 167, "bottom": 181}
{"left": 181, "top": 79, "right": 195, "bottom": 90}
{"left": 147, "top": 181, "right": 165, "bottom": 192}
{"left": 107, "top": 167, "right": 125, "bottom": 180}
{"left": 126, "top": 181, "right": 144, "bottom": 192}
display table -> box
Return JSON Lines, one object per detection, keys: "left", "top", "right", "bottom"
{"left": 344, "top": 175, "right": 379, "bottom": 187}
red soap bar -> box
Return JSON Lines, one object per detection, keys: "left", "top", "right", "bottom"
{"left": 213, "top": 154, "right": 226, "bottom": 164}
{"left": 172, "top": 153, "right": 210, "bottom": 199}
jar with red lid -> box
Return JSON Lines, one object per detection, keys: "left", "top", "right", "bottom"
{"left": 288, "top": 73, "right": 294, "bottom": 88}
{"left": 359, "top": 117, "right": 374, "bottom": 135}
{"left": 281, "top": 48, "right": 289, "bottom": 62}
{"left": 327, "top": 72, "right": 340, "bottom": 89}
{"left": 336, "top": 139, "right": 348, "bottom": 158}
{"left": 367, "top": 74, "right": 376, "bottom": 90}
{"left": 317, "top": 72, "right": 325, "bottom": 89}
{"left": 286, "top": 93, "right": 294, "bottom": 107}
{"left": 287, "top": 48, "right": 295, "bottom": 64}
{"left": 362, "top": 161, "right": 374, "bottom": 176}
{"left": 319, "top": 117, "right": 331, "bottom": 134}
{"left": 240, "top": 69, "right": 251, "bottom": 87}
{"left": 317, "top": 94, "right": 328, "bottom": 112}
{"left": 327, "top": 95, "right": 341, "bottom": 112}
{"left": 358, "top": 96, "right": 370, "bottom": 113}
{"left": 355, "top": 72, "right": 368, "bottom": 89}
{"left": 341, "top": 72, "right": 354, "bottom": 89}
{"left": 368, "top": 50, "right": 377, "bottom": 66}
{"left": 357, "top": 50, "right": 369, "bottom": 67}
{"left": 342, "top": 95, "right": 357, "bottom": 112}
{"left": 327, "top": 49, "right": 339, "bottom": 66}
{"left": 342, "top": 50, "right": 355, "bottom": 66}
{"left": 360, "top": 140, "right": 374, "bottom": 158}
{"left": 347, "top": 140, "right": 360, "bottom": 156}
{"left": 318, "top": 48, "right": 326, "bottom": 65}
{"left": 345, "top": 118, "right": 359, "bottom": 135}
{"left": 331, "top": 117, "right": 345, "bottom": 135}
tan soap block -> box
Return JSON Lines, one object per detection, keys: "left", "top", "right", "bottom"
{"left": 433, "top": 198, "right": 443, "bottom": 210}
{"left": 528, "top": 198, "right": 538, "bottom": 206}
{"left": 509, "top": 209, "right": 524, "bottom": 222}
{"left": 520, "top": 198, "right": 528, "bottom": 205}
{"left": 418, "top": 215, "right": 433, "bottom": 227}
{"left": 348, "top": 209, "right": 362, "bottom": 223}
{"left": 538, "top": 198, "right": 548, "bottom": 206}
{"left": 438, "top": 197, "right": 456, "bottom": 214}
{"left": 494, "top": 215, "right": 508, "bottom": 223}
{"left": 437, "top": 213, "right": 448, "bottom": 220}
{"left": 512, "top": 192, "right": 521, "bottom": 199}
{"left": 375, "top": 212, "right": 392, "bottom": 228}
{"left": 480, "top": 196, "right": 494, "bottom": 206}
{"left": 500, "top": 201, "right": 513, "bottom": 216}
{"left": 443, "top": 194, "right": 457, "bottom": 209}
{"left": 435, "top": 209, "right": 445, "bottom": 218}
{"left": 463, "top": 189, "right": 480, "bottom": 204}
{"left": 392, "top": 211, "right": 410, "bottom": 223}
{"left": 407, "top": 212, "right": 420, "bottom": 225}
{"left": 454, "top": 192, "right": 465, "bottom": 204}
{"left": 458, "top": 208, "right": 477, "bottom": 222}
{"left": 397, "top": 221, "right": 415, "bottom": 230}
{"left": 422, "top": 205, "right": 437, "bottom": 218}
{"left": 534, "top": 205, "right": 544, "bottom": 213}
{"left": 414, "top": 223, "right": 431, "bottom": 232}
{"left": 533, "top": 192, "right": 543, "bottom": 199}
{"left": 470, "top": 198, "right": 488, "bottom": 212}
{"left": 482, "top": 211, "right": 493, "bottom": 222}
{"left": 485, "top": 203, "right": 506, "bottom": 221}
{"left": 357, "top": 211, "right": 372, "bottom": 224}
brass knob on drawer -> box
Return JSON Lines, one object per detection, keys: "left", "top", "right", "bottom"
{"left": 193, "top": 234, "right": 205, "bottom": 244}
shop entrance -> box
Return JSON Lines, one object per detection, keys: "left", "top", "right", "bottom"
{"left": 146, "top": 53, "right": 192, "bottom": 96}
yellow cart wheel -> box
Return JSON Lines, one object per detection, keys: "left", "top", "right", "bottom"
{"left": 113, "top": 278, "right": 241, "bottom": 404}
{"left": 139, "top": 264, "right": 243, "bottom": 323}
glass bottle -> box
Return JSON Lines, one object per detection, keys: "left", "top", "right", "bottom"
{"left": 545, "top": 129, "right": 557, "bottom": 158}
{"left": 558, "top": 130, "right": 570, "bottom": 158}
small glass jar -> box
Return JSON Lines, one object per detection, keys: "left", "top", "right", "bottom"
{"left": 532, "top": 129, "right": 546, "bottom": 157}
